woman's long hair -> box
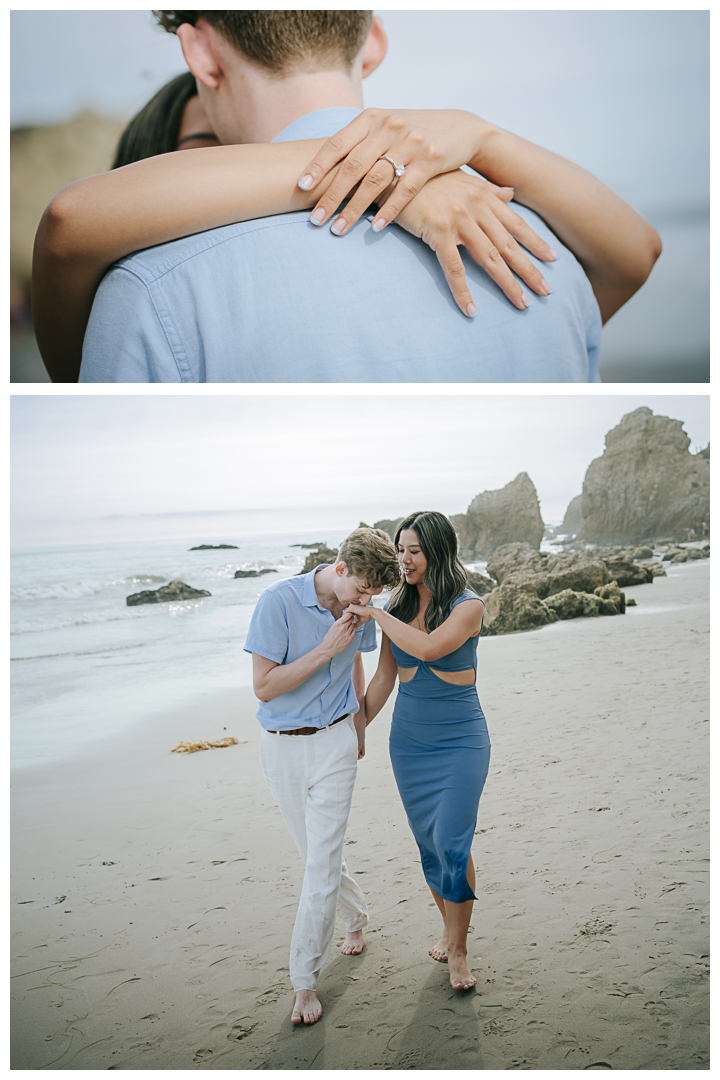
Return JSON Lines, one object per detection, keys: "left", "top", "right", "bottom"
{"left": 112, "top": 72, "right": 198, "bottom": 169}
{"left": 387, "top": 511, "right": 468, "bottom": 632}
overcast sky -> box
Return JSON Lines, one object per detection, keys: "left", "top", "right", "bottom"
{"left": 10, "top": 395, "right": 709, "bottom": 545}
{"left": 10, "top": 9, "right": 708, "bottom": 217}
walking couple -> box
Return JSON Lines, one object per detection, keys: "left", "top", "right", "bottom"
{"left": 244, "top": 515, "right": 491, "bottom": 1025}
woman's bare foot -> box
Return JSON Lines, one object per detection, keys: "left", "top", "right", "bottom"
{"left": 341, "top": 929, "right": 364, "bottom": 955}
{"left": 428, "top": 933, "right": 449, "bottom": 962}
{"left": 291, "top": 990, "right": 323, "bottom": 1024}
{"left": 447, "top": 948, "right": 476, "bottom": 990}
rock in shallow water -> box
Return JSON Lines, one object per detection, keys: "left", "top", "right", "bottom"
{"left": 126, "top": 580, "right": 211, "bottom": 606}
{"left": 189, "top": 544, "right": 238, "bottom": 550}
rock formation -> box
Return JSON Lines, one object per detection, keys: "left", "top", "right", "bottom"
{"left": 482, "top": 574, "right": 629, "bottom": 634}
{"left": 373, "top": 517, "right": 404, "bottom": 539}
{"left": 298, "top": 544, "right": 338, "bottom": 574}
{"left": 126, "top": 580, "right": 211, "bottom": 607}
{"left": 234, "top": 569, "right": 277, "bottom": 578}
{"left": 599, "top": 556, "right": 654, "bottom": 587}
{"left": 465, "top": 571, "right": 495, "bottom": 597}
{"left": 593, "top": 582, "right": 627, "bottom": 615}
{"left": 579, "top": 407, "right": 710, "bottom": 544}
{"left": 544, "top": 589, "right": 603, "bottom": 620}
{"left": 485, "top": 542, "right": 613, "bottom": 599}
{"left": 482, "top": 583, "right": 559, "bottom": 635}
{"left": 451, "top": 473, "right": 544, "bottom": 559}
{"left": 190, "top": 544, "right": 238, "bottom": 550}
{"left": 661, "top": 544, "right": 710, "bottom": 564}
{"left": 559, "top": 494, "right": 584, "bottom": 537}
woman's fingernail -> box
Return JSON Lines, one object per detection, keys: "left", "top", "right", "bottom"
{"left": 541, "top": 278, "right": 554, "bottom": 294}
{"left": 298, "top": 174, "right": 314, "bottom": 190}
{"left": 330, "top": 218, "right": 346, "bottom": 235}
{"left": 466, "top": 302, "right": 477, "bottom": 318}
{"left": 548, "top": 248, "right": 560, "bottom": 260}
{"left": 371, "top": 218, "right": 386, "bottom": 233}
{"left": 309, "top": 207, "right": 326, "bottom": 225}
{"left": 521, "top": 293, "right": 533, "bottom": 308}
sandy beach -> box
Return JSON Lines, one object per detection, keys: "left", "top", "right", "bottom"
{"left": 11, "top": 559, "right": 709, "bottom": 1070}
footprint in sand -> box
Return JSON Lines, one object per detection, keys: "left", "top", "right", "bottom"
{"left": 193, "top": 1049, "right": 214, "bottom": 1063}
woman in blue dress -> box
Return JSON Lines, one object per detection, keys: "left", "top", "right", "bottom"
{"left": 346, "top": 510, "right": 490, "bottom": 991}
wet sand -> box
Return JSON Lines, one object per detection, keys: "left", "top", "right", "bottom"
{"left": 11, "top": 560, "right": 709, "bottom": 1070}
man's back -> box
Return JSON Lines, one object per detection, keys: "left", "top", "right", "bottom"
{"left": 80, "top": 108, "right": 602, "bottom": 383}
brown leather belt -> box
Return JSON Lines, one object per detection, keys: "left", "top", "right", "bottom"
{"left": 268, "top": 713, "right": 350, "bottom": 736}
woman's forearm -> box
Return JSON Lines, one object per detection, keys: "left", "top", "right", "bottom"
{"left": 32, "top": 138, "right": 336, "bottom": 381}
{"left": 371, "top": 609, "right": 476, "bottom": 664}
{"left": 365, "top": 671, "right": 396, "bottom": 724}
{"left": 470, "top": 121, "right": 662, "bottom": 322}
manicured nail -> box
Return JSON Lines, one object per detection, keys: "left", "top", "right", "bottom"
{"left": 330, "top": 218, "right": 346, "bottom": 235}
{"left": 540, "top": 278, "right": 554, "bottom": 294}
{"left": 298, "top": 174, "right": 314, "bottom": 190}
{"left": 466, "top": 302, "right": 477, "bottom": 318}
{"left": 371, "top": 218, "right": 386, "bottom": 233}
{"left": 521, "top": 293, "right": 533, "bottom": 308}
{"left": 309, "top": 207, "right": 325, "bottom": 225}
{"left": 548, "top": 248, "right": 560, "bottom": 260}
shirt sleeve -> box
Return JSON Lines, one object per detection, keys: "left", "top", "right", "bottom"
{"left": 357, "top": 618, "right": 377, "bottom": 652}
{"left": 243, "top": 589, "right": 289, "bottom": 664}
{"left": 79, "top": 267, "right": 183, "bottom": 383}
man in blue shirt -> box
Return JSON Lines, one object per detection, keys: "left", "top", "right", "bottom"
{"left": 244, "top": 528, "right": 400, "bottom": 1025}
{"left": 79, "top": 11, "right": 605, "bottom": 381}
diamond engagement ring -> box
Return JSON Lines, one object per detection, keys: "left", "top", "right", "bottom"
{"left": 379, "top": 154, "right": 406, "bottom": 180}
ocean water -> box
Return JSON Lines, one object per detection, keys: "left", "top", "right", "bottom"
{"left": 11, "top": 526, "right": 354, "bottom": 771}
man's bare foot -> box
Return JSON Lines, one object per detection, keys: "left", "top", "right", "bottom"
{"left": 447, "top": 948, "right": 477, "bottom": 990}
{"left": 428, "top": 933, "right": 449, "bottom": 962}
{"left": 291, "top": 989, "right": 322, "bottom": 1024}
{"left": 341, "top": 929, "right": 364, "bottom": 955}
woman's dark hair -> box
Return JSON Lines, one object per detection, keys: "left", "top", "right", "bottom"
{"left": 386, "top": 511, "right": 468, "bottom": 632}
{"left": 112, "top": 71, "right": 198, "bottom": 169}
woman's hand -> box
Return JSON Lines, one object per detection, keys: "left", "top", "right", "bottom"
{"left": 393, "top": 169, "right": 557, "bottom": 315}
{"left": 297, "top": 108, "right": 495, "bottom": 229}
{"left": 346, "top": 603, "right": 377, "bottom": 625}
{"left": 295, "top": 108, "right": 558, "bottom": 317}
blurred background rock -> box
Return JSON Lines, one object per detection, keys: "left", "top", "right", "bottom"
{"left": 10, "top": 9, "right": 709, "bottom": 383}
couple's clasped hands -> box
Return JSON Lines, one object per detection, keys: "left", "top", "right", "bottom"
{"left": 296, "top": 109, "right": 558, "bottom": 316}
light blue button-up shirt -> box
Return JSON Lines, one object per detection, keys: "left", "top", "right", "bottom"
{"left": 243, "top": 565, "right": 377, "bottom": 730}
{"left": 80, "top": 107, "right": 602, "bottom": 382}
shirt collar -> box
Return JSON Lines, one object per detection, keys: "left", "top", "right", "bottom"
{"left": 302, "top": 563, "right": 331, "bottom": 609}
{"left": 271, "top": 107, "right": 361, "bottom": 144}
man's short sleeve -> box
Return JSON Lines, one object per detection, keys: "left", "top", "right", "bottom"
{"left": 243, "top": 589, "right": 290, "bottom": 664}
{"left": 79, "top": 268, "right": 182, "bottom": 383}
{"left": 357, "top": 618, "right": 377, "bottom": 653}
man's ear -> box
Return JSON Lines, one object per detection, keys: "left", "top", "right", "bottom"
{"left": 361, "top": 16, "right": 388, "bottom": 79}
{"left": 176, "top": 21, "right": 221, "bottom": 89}
{"left": 334, "top": 561, "right": 348, "bottom": 577}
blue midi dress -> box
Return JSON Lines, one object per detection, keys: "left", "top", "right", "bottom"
{"left": 388, "top": 590, "right": 491, "bottom": 903}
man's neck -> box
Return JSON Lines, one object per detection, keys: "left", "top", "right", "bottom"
{"left": 314, "top": 565, "right": 342, "bottom": 613}
{"left": 223, "top": 69, "right": 363, "bottom": 144}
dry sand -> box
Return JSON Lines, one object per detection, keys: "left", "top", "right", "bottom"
{"left": 11, "top": 561, "right": 709, "bottom": 1070}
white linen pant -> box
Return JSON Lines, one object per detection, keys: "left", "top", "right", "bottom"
{"left": 259, "top": 716, "right": 369, "bottom": 992}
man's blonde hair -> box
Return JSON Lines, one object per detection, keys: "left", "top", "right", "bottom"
{"left": 154, "top": 11, "right": 373, "bottom": 76}
{"left": 337, "top": 527, "right": 400, "bottom": 589}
